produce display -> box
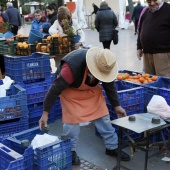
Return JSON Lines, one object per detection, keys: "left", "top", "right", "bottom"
{"left": 117, "top": 73, "right": 158, "bottom": 84}
{"left": 0, "top": 33, "right": 75, "bottom": 56}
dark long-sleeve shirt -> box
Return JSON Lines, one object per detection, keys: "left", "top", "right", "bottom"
{"left": 137, "top": 2, "right": 170, "bottom": 53}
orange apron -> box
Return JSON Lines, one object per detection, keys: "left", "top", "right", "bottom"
{"left": 60, "top": 67, "right": 109, "bottom": 124}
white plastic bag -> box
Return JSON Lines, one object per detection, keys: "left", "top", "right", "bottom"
{"left": 0, "top": 76, "right": 14, "bottom": 97}
{"left": 31, "top": 134, "right": 60, "bottom": 150}
{"left": 129, "top": 21, "right": 134, "bottom": 29}
{"left": 147, "top": 95, "right": 170, "bottom": 119}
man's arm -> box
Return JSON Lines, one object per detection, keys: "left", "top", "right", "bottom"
{"left": 102, "top": 81, "right": 126, "bottom": 118}
{"left": 43, "top": 62, "right": 74, "bottom": 112}
{"left": 1, "top": 13, "right": 9, "bottom": 23}
{"left": 102, "top": 81, "right": 120, "bottom": 108}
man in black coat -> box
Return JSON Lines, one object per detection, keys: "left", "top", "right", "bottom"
{"left": 131, "top": 1, "right": 143, "bottom": 35}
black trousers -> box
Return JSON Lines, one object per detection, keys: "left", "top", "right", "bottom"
{"left": 102, "top": 41, "right": 112, "bottom": 49}
{"left": 0, "top": 55, "right": 5, "bottom": 74}
{"left": 134, "top": 19, "right": 139, "bottom": 33}
{"left": 10, "top": 25, "right": 19, "bottom": 35}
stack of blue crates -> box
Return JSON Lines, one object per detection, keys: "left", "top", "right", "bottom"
{"left": 2, "top": 127, "right": 72, "bottom": 170}
{"left": 0, "top": 84, "right": 29, "bottom": 142}
{"left": 4, "top": 52, "right": 62, "bottom": 128}
{"left": 117, "top": 70, "right": 170, "bottom": 143}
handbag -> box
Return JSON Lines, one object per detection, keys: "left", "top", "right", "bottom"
{"left": 112, "top": 29, "right": 119, "bottom": 45}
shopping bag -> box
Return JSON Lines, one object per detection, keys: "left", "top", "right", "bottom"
{"left": 112, "top": 29, "right": 119, "bottom": 45}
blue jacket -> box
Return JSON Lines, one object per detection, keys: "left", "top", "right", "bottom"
{"left": 31, "top": 18, "right": 46, "bottom": 32}
{"left": 5, "top": 6, "right": 21, "bottom": 26}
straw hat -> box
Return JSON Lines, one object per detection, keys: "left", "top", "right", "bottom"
{"left": 86, "top": 47, "right": 118, "bottom": 82}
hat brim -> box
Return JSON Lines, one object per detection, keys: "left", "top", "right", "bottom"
{"left": 86, "top": 47, "right": 118, "bottom": 82}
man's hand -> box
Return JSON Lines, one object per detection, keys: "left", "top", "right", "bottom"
{"left": 137, "top": 49, "right": 143, "bottom": 60}
{"left": 114, "top": 106, "right": 126, "bottom": 118}
{"left": 39, "top": 111, "right": 49, "bottom": 130}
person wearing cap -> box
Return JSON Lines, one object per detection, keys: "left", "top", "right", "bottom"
{"left": 5, "top": 2, "right": 22, "bottom": 35}
{"left": 137, "top": 0, "right": 170, "bottom": 77}
{"left": 39, "top": 47, "right": 130, "bottom": 165}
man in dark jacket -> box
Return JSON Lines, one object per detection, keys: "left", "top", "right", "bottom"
{"left": 131, "top": 1, "right": 143, "bottom": 35}
{"left": 95, "top": 1, "right": 118, "bottom": 49}
{"left": 91, "top": 3, "right": 99, "bottom": 15}
{"left": 5, "top": 2, "right": 22, "bottom": 35}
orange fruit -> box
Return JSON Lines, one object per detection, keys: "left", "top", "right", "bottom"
{"left": 125, "top": 73, "right": 130, "bottom": 79}
{"left": 139, "top": 77, "right": 145, "bottom": 83}
{"left": 151, "top": 76, "right": 158, "bottom": 81}
{"left": 122, "top": 74, "right": 127, "bottom": 80}
{"left": 117, "top": 75, "right": 123, "bottom": 80}
{"left": 145, "top": 74, "right": 150, "bottom": 77}
{"left": 142, "top": 74, "right": 146, "bottom": 78}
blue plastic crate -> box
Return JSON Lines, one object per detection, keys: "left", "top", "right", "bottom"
{"left": 1, "top": 140, "right": 33, "bottom": 170}
{"left": 0, "top": 117, "right": 29, "bottom": 142}
{"left": 0, "top": 84, "right": 28, "bottom": 121}
{"left": 142, "top": 77, "right": 170, "bottom": 106}
{"left": 28, "top": 98, "right": 61, "bottom": 119}
{"left": 4, "top": 127, "right": 72, "bottom": 170}
{"left": 4, "top": 52, "right": 51, "bottom": 84}
{"left": 104, "top": 81, "right": 144, "bottom": 119}
{"left": 0, "top": 143, "right": 24, "bottom": 170}
{"left": 160, "top": 88, "right": 170, "bottom": 106}
{"left": 19, "top": 79, "right": 51, "bottom": 105}
{"left": 118, "top": 70, "right": 142, "bottom": 76}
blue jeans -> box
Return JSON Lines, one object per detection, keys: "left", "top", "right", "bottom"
{"left": 63, "top": 114, "right": 118, "bottom": 151}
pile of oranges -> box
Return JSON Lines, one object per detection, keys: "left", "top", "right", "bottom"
{"left": 117, "top": 73, "right": 158, "bottom": 84}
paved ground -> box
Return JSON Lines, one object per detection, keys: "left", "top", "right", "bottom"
{"left": 18, "top": 24, "right": 170, "bottom": 170}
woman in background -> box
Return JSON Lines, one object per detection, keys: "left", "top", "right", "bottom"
{"left": 49, "top": 6, "right": 85, "bottom": 50}
{"left": 95, "top": 1, "right": 118, "bottom": 49}
{"left": 42, "top": 3, "right": 57, "bottom": 34}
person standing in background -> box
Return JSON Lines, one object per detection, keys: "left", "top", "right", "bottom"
{"left": 0, "top": 6, "right": 9, "bottom": 33}
{"left": 131, "top": 1, "right": 143, "bottom": 35}
{"left": 95, "top": 1, "right": 118, "bottom": 49}
{"left": 5, "top": 2, "right": 21, "bottom": 35}
{"left": 0, "top": 6, "right": 9, "bottom": 76}
{"left": 42, "top": 3, "right": 57, "bottom": 34}
{"left": 137, "top": 0, "right": 170, "bottom": 77}
{"left": 91, "top": 3, "right": 99, "bottom": 15}
{"left": 31, "top": 9, "right": 46, "bottom": 32}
